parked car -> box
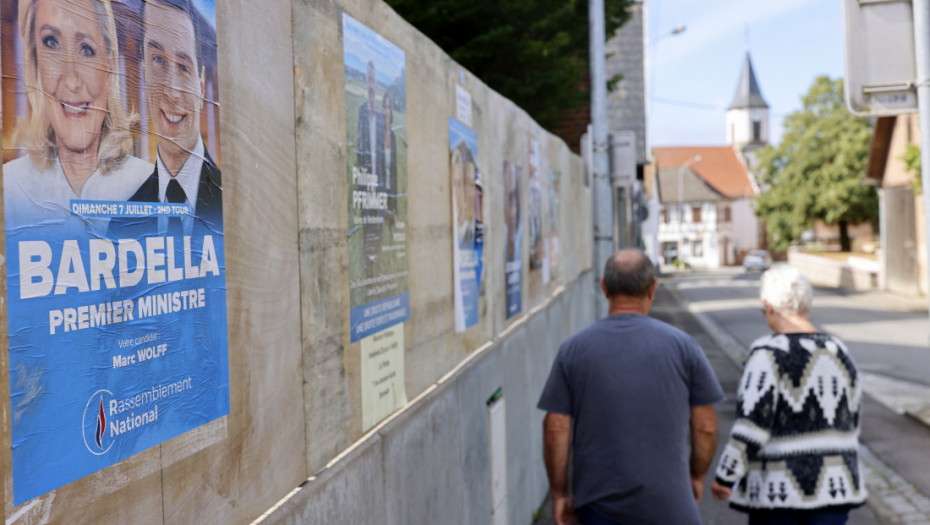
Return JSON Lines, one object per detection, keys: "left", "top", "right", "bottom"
{"left": 743, "top": 249, "right": 773, "bottom": 272}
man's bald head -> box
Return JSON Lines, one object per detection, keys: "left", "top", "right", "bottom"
{"left": 603, "top": 249, "right": 656, "bottom": 298}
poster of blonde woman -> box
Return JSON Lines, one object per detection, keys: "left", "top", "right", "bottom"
{"left": 2, "top": 0, "right": 228, "bottom": 504}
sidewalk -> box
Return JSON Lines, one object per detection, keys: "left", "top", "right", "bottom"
{"left": 532, "top": 283, "right": 886, "bottom": 525}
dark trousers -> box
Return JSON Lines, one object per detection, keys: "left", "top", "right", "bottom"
{"left": 748, "top": 508, "right": 850, "bottom": 525}
{"left": 575, "top": 506, "right": 620, "bottom": 525}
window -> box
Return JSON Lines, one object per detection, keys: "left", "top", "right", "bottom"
{"left": 692, "top": 206, "right": 702, "bottom": 223}
{"left": 723, "top": 206, "right": 731, "bottom": 223}
{"left": 693, "top": 240, "right": 703, "bottom": 257}
{"left": 753, "top": 120, "right": 761, "bottom": 142}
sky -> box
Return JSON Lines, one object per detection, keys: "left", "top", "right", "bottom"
{"left": 647, "top": 0, "right": 845, "bottom": 147}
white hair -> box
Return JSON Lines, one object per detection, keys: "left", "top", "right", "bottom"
{"left": 760, "top": 264, "right": 813, "bottom": 315}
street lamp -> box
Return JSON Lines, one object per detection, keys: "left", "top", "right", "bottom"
{"left": 650, "top": 24, "right": 687, "bottom": 45}
{"left": 677, "top": 154, "right": 702, "bottom": 236}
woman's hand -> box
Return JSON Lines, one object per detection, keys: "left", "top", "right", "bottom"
{"left": 711, "top": 480, "right": 732, "bottom": 501}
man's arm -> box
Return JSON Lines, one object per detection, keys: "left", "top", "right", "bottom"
{"left": 543, "top": 412, "right": 574, "bottom": 525}
{"left": 689, "top": 404, "right": 718, "bottom": 503}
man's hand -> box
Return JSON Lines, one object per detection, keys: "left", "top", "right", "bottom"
{"left": 711, "top": 480, "right": 733, "bottom": 501}
{"left": 552, "top": 493, "right": 575, "bottom": 525}
{"left": 691, "top": 475, "right": 705, "bottom": 503}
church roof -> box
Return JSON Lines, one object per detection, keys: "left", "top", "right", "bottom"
{"left": 728, "top": 52, "right": 769, "bottom": 110}
{"left": 653, "top": 146, "right": 757, "bottom": 203}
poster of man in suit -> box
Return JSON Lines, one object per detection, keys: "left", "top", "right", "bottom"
{"left": 343, "top": 14, "right": 409, "bottom": 342}
{"left": 1, "top": 0, "right": 228, "bottom": 505}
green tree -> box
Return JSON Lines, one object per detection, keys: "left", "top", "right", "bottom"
{"left": 754, "top": 76, "right": 876, "bottom": 252}
{"left": 384, "top": 0, "right": 632, "bottom": 130}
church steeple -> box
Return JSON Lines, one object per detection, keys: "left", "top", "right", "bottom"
{"left": 726, "top": 52, "right": 769, "bottom": 153}
{"left": 729, "top": 52, "right": 769, "bottom": 110}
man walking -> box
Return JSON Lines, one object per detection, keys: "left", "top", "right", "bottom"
{"left": 538, "top": 249, "right": 725, "bottom": 524}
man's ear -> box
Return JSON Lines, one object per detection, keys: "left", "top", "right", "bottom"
{"left": 600, "top": 279, "right": 609, "bottom": 299}
{"left": 647, "top": 280, "right": 658, "bottom": 301}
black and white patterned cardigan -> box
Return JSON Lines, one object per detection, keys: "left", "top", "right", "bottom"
{"left": 714, "top": 332, "right": 868, "bottom": 511}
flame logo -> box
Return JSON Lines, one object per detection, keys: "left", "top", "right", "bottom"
{"left": 95, "top": 395, "right": 106, "bottom": 450}
{"left": 83, "top": 389, "right": 114, "bottom": 455}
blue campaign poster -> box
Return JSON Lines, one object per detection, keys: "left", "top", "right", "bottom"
{"left": 504, "top": 161, "right": 523, "bottom": 319}
{"left": 2, "top": 0, "right": 228, "bottom": 504}
{"left": 449, "top": 118, "right": 482, "bottom": 332}
{"left": 343, "top": 14, "right": 410, "bottom": 342}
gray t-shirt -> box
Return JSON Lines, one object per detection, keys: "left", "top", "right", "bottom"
{"left": 538, "top": 313, "right": 725, "bottom": 524}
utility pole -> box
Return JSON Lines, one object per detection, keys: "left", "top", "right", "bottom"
{"left": 914, "top": 0, "right": 930, "bottom": 334}
{"left": 590, "top": 0, "right": 612, "bottom": 319}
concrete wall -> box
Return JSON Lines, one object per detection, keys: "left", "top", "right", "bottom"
{"left": 261, "top": 280, "right": 596, "bottom": 525}
{"left": 788, "top": 249, "right": 878, "bottom": 292}
{"left": 289, "top": 0, "right": 593, "bottom": 521}
{"left": 0, "top": 0, "right": 594, "bottom": 523}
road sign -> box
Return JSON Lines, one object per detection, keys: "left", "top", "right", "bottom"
{"left": 610, "top": 130, "right": 636, "bottom": 188}
{"left": 843, "top": 0, "right": 918, "bottom": 116}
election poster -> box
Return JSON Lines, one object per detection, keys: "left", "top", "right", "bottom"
{"left": 503, "top": 160, "right": 522, "bottom": 319}
{"left": 360, "top": 323, "right": 407, "bottom": 431}
{"left": 549, "top": 169, "right": 561, "bottom": 281}
{"left": 1, "top": 0, "right": 227, "bottom": 504}
{"left": 343, "top": 14, "right": 409, "bottom": 342}
{"left": 527, "top": 137, "right": 547, "bottom": 281}
{"left": 449, "top": 118, "right": 482, "bottom": 332}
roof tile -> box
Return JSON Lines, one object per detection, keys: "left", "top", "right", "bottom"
{"left": 652, "top": 146, "right": 757, "bottom": 201}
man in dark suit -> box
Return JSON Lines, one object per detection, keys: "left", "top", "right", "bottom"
{"left": 118, "top": 0, "right": 221, "bottom": 237}
{"left": 355, "top": 61, "right": 385, "bottom": 187}
{"left": 355, "top": 61, "right": 385, "bottom": 276}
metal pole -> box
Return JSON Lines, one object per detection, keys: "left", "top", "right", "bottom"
{"left": 590, "top": 0, "right": 612, "bottom": 319}
{"left": 914, "top": 0, "right": 930, "bottom": 334}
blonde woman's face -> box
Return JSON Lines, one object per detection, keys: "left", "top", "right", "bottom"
{"left": 34, "top": 0, "right": 110, "bottom": 156}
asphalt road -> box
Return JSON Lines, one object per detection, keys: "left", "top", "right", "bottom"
{"left": 672, "top": 268, "right": 930, "bottom": 387}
